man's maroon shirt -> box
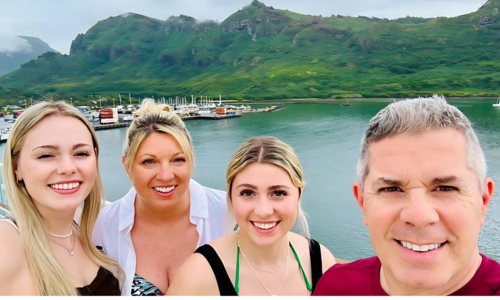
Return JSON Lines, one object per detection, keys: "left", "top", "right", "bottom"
{"left": 314, "top": 254, "right": 500, "bottom": 296}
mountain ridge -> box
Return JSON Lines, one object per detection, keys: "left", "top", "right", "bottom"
{"left": 1, "top": 0, "right": 499, "bottom": 100}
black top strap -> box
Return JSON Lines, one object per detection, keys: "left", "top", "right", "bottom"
{"left": 309, "top": 238, "right": 323, "bottom": 294}
{"left": 195, "top": 244, "right": 238, "bottom": 296}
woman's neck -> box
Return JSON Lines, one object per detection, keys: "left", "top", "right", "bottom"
{"left": 134, "top": 188, "right": 191, "bottom": 227}
{"left": 237, "top": 231, "right": 290, "bottom": 266}
{"left": 34, "top": 202, "right": 76, "bottom": 236}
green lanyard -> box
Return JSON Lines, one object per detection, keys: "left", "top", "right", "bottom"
{"left": 234, "top": 241, "right": 312, "bottom": 294}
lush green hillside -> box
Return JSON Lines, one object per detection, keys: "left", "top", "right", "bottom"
{"left": 1, "top": 0, "right": 500, "bottom": 100}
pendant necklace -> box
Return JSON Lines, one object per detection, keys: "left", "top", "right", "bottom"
{"left": 237, "top": 235, "right": 289, "bottom": 296}
{"left": 50, "top": 227, "right": 75, "bottom": 256}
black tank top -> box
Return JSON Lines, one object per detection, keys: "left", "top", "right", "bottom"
{"left": 195, "top": 238, "right": 323, "bottom": 296}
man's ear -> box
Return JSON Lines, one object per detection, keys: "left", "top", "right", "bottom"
{"left": 122, "top": 156, "right": 132, "bottom": 180}
{"left": 480, "top": 178, "right": 494, "bottom": 226}
{"left": 353, "top": 182, "right": 368, "bottom": 226}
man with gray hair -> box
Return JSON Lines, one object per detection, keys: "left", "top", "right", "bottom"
{"left": 314, "top": 96, "right": 500, "bottom": 296}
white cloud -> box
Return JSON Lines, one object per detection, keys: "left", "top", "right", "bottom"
{"left": 0, "top": 36, "right": 32, "bottom": 54}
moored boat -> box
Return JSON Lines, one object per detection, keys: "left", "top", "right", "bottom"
{"left": 493, "top": 95, "right": 500, "bottom": 107}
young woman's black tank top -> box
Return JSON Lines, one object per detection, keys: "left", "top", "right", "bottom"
{"left": 195, "top": 238, "right": 324, "bottom": 296}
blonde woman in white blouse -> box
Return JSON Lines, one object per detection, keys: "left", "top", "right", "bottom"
{"left": 93, "top": 100, "right": 233, "bottom": 296}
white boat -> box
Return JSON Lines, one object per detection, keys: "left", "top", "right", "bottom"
{"left": 0, "top": 126, "right": 11, "bottom": 143}
{"left": 123, "top": 114, "right": 134, "bottom": 121}
{"left": 493, "top": 95, "right": 500, "bottom": 107}
{"left": 198, "top": 107, "right": 213, "bottom": 114}
{"left": 76, "top": 106, "right": 97, "bottom": 121}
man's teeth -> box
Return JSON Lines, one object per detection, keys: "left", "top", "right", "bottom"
{"left": 401, "top": 240, "right": 444, "bottom": 252}
{"left": 254, "top": 222, "right": 277, "bottom": 230}
{"left": 154, "top": 186, "right": 175, "bottom": 193}
{"left": 50, "top": 182, "right": 80, "bottom": 190}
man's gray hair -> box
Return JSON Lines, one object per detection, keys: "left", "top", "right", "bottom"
{"left": 357, "top": 95, "right": 487, "bottom": 191}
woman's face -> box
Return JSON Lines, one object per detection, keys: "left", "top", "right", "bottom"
{"left": 15, "top": 115, "right": 97, "bottom": 214}
{"left": 231, "top": 162, "right": 300, "bottom": 246}
{"left": 125, "top": 132, "right": 191, "bottom": 209}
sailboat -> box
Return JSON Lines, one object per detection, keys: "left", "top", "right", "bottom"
{"left": 493, "top": 95, "right": 500, "bottom": 107}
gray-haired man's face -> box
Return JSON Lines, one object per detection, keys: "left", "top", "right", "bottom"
{"left": 353, "top": 128, "right": 494, "bottom": 295}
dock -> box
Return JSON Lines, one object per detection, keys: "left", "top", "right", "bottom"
{"left": 198, "top": 114, "right": 241, "bottom": 120}
{"left": 92, "top": 122, "right": 131, "bottom": 131}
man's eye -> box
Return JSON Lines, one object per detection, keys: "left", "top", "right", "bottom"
{"left": 436, "top": 186, "right": 457, "bottom": 192}
{"left": 381, "top": 187, "right": 402, "bottom": 192}
{"left": 272, "top": 190, "right": 287, "bottom": 197}
{"left": 38, "top": 153, "right": 53, "bottom": 159}
{"left": 240, "top": 189, "right": 254, "bottom": 197}
{"left": 142, "top": 159, "right": 155, "bottom": 165}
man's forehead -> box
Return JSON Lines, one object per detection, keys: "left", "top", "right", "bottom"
{"left": 369, "top": 129, "right": 467, "bottom": 156}
{"left": 366, "top": 129, "right": 471, "bottom": 184}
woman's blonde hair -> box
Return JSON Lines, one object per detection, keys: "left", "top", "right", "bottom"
{"left": 226, "top": 136, "right": 310, "bottom": 238}
{"left": 123, "top": 99, "right": 194, "bottom": 172}
{"left": 3, "top": 101, "right": 123, "bottom": 295}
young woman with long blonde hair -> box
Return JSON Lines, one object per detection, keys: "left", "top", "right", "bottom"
{"left": 0, "top": 102, "right": 122, "bottom": 295}
{"left": 168, "top": 136, "right": 337, "bottom": 296}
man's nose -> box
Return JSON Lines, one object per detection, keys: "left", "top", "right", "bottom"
{"left": 400, "top": 191, "right": 439, "bottom": 228}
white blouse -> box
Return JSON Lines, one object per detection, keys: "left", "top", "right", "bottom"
{"left": 92, "top": 179, "right": 234, "bottom": 296}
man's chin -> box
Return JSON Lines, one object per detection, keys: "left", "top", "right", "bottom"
{"left": 387, "top": 266, "right": 454, "bottom": 295}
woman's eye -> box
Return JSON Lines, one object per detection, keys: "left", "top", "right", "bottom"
{"left": 381, "top": 187, "right": 402, "bottom": 193}
{"left": 142, "top": 159, "right": 155, "bottom": 165}
{"left": 173, "top": 158, "right": 185, "bottom": 163}
{"left": 240, "top": 189, "right": 254, "bottom": 197}
{"left": 436, "top": 186, "right": 457, "bottom": 192}
{"left": 272, "top": 190, "right": 287, "bottom": 197}
{"left": 38, "top": 153, "right": 54, "bottom": 159}
{"left": 75, "top": 152, "right": 90, "bottom": 157}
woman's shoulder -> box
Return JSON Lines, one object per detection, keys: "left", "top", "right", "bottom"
{"left": 197, "top": 183, "right": 227, "bottom": 203}
{"left": 97, "top": 188, "right": 136, "bottom": 223}
{"left": 0, "top": 221, "right": 28, "bottom": 289}
{"left": 167, "top": 245, "right": 220, "bottom": 295}
{"left": 288, "top": 233, "right": 336, "bottom": 271}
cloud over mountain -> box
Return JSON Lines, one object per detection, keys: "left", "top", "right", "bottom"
{"left": 0, "top": 35, "right": 33, "bottom": 54}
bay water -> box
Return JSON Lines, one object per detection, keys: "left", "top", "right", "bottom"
{"left": 1, "top": 99, "right": 498, "bottom": 261}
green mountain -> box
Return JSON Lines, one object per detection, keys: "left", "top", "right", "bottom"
{"left": 1, "top": 0, "right": 500, "bottom": 100}
{"left": 0, "top": 36, "right": 58, "bottom": 76}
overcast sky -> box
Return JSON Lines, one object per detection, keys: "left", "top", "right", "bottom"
{"left": 0, "top": 0, "right": 487, "bottom": 54}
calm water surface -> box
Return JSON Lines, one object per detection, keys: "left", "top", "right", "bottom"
{"left": 1, "top": 99, "right": 499, "bottom": 261}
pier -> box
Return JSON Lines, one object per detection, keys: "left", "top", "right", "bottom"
{"left": 93, "top": 122, "right": 130, "bottom": 130}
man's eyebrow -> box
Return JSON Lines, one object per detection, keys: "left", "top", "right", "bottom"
{"left": 33, "top": 145, "right": 58, "bottom": 151}
{"left": 73, "top": 143, "right": 92, "bottom": 150}
{"left": 236, "top": 183, "right": 258, "bottom": 189}
{"left": 431, "top": 176, "right": 461, "bottom": 186}
{"left": 372, "top": 177, "right": 403, "bottom": 187}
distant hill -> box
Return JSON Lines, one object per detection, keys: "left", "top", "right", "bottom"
{"left": 0, "top": 36, "right": 58, "bottom": 76}
{"left": 1, "top": 0, "right": 500, "bottom": 99}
